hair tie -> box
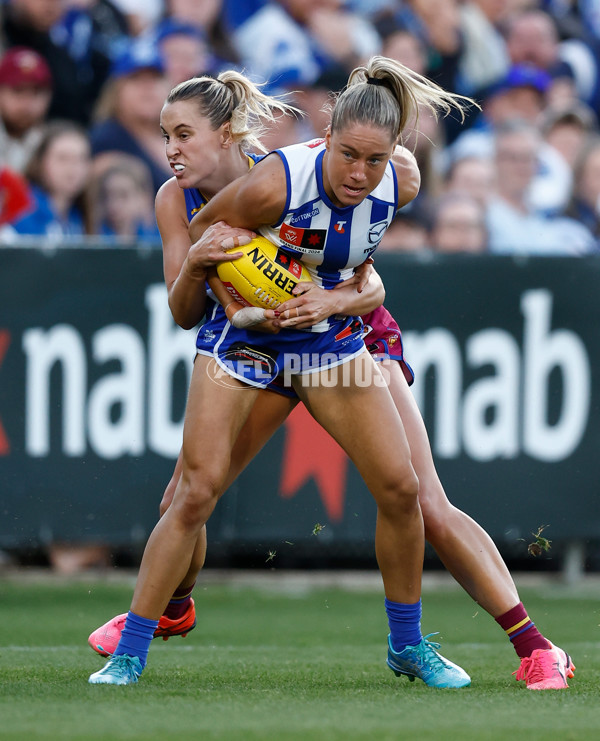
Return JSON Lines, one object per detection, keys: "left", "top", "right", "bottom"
{"left": 367, "top": 77, "right": 386, "bottom": 86}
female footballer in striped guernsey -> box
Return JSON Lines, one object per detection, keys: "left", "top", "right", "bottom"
{"left": 89, "top": 61, "right": 573, "bottom": 691}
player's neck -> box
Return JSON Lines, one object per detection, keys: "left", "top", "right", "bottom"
{"left": 198, "top": 147, "right": 251, "bottom": 202}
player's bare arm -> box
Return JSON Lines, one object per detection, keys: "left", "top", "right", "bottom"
{"left": 274, "top": 269, "right": 385, "bottom": 330}
{"left": 392, "top": 145, "right": 421, "bottom": 208}
{"left": 342, "top": 258, "right": 374, "bottom": 293}
{"left": 156, "top": 179, "right": 210, "bottom": 329}
{"left": 188, "top": 154, "right": 287, "bottom": 241}
{"left": 185, "top": 156, "right": 288, "bottom": 331}
{"left": 158, "top": 179, "right": 257, "bottom": 330}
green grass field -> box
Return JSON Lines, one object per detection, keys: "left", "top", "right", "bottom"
{"left": 0, "top": 572, "right": 599, "bottom": 741}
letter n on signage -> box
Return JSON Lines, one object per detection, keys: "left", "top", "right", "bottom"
{"left": 0, "top": 330, "right": 10, "bottom": 455}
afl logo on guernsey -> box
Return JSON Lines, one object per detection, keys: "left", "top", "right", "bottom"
{"left": 279, "top": 223, "right": 327, "bottom": 253}
{"left": 368, "top": 220, "right": 389, "bottom": 244}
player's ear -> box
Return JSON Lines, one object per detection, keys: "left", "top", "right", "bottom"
{"left": 221, "top": 122, "right": 233, "bottom": 147}
{"left": 324, "top": 126, "right": 332, "bottom": 150}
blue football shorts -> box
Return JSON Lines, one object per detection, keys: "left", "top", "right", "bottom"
{"left": 196, "top": 306, "right": 366, "bottom": 395}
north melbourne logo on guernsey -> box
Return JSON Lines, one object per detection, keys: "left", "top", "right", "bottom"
{"left": 279, "top": 223, "right": 327, "bottom": 253}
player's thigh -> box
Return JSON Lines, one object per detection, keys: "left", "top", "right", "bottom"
{"left": 227, "top": 391, "right": 299, "bottom": 485}
{"left": 293, "top": 352, "right": 413, "bottom": 492}
{"left": 182, "top": 355, "right": 260, "bottom": 478}
{"left": 382, "top": 360, "right": 447, "bottom": 504}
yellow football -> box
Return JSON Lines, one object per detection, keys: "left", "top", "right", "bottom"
{"left": 216, "top": 235, "right": 312, "bottom": 310}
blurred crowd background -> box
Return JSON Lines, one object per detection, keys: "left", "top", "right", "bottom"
{"left": 3, "top": 0, "right": 600, "bottom": 574}
{"left": 2, "top": 0, "right": 600, "bottom": 255}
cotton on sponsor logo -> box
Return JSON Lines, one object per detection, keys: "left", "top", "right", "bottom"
{"left": 290, "top": 207, "right": 320, "bottom": 224}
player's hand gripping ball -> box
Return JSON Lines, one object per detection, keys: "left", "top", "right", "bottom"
{"left": 217, "top": 235, "right": 312, "bottom": 310}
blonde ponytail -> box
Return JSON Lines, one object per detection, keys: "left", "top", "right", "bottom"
{"left": 331, "top": 55, "right": 478, "bottom": 142}
{"left": 166, "top": 71, "right": 299, "bottom": 153}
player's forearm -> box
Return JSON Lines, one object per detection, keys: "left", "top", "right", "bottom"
{"left": 168, "top": 263, "right": 208, "bottom": 329}
{"left": 188, "top": 210, "right": 210, "bottom": 245}
{"left": 333, "top": 272, "right": 385, "bottom": 316}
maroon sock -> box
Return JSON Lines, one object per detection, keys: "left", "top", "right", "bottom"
{"left": 495, "top": 602, "right": 551, "bottom": 658}
{"left": 163, "top": 583, "right": 195, "bottom": 620}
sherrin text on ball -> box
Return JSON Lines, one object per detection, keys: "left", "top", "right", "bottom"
{"left": 217, "top": 235, "right": 312, "bottom": 310}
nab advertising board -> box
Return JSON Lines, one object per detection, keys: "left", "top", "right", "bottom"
{"left": 0, "top": 248, "right": 598, "bottom": 559}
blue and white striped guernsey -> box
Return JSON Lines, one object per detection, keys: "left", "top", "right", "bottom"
{"left": 260, "top": 138, "right": 398, "bottom": 327}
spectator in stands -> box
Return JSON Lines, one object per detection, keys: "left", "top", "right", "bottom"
{"left": 564, "top": 135, "right": 600, "bottom": 246}
{"left": 540, "top": 101, "right": 598, "bottom": 169}
{"left": 406, "top": 0, "right": 463, "bottom": 86}
{"left": 443, "top": 155, "right": 497, "bottom": 209}
{"left": 504, "top": 8, "right": 598, "bottom": 108}
{"left": 401, "top": 104, "right": 449, "bottom": 216}
{"left": 153, "top": 19, "right": 212, "bottom": 87}
{"left": 378, "top": 202, "right": 430, "bottom": 254}
{"left": 220, "top": 0, "right": 382, "bottom": 149}
{"left": 371, "top": 0, "right": 468, "bottom": 125}
{"left": 401, "top": 0, "right": 468, "bottom": 143}
{"left": 0, "top": 47, "right": 52, "bottom": 173}
{"left": 429, "top": 192, "right": 489, "bottom": 254}
{"left": 87, "top": 155, "right": 160, "bottom": 244}
{"left": 450, "top": 64, "right": 552, "bottom": 157}
{"left": 377, "top": 19, "right": 428, "bottom": 77}
{"left": 448, "top": 64, "right": 573, "bottom": 215}
{"left": 487, "top": 120, "right": 596, "bottom": 255}
{"left": 11, "top": 121, "right": 92, "bottom": 239}
{"left": 1, "top": 0, "right": 111, "bottom": 125}
{"left": 108, "top": 0, "right": 163, "bottom": 36}
{"left": 293, "top": 66, "right": 347, "bottom": 143}
{"left": 89, "top": 42, "right": 172, "bottom": 195}
{"left": 229, "top": 0, "right": 380, "bottom": 91}
{"left": 163, "top": 0, "right": 240, "bottom": 72}
{"left": 457, "top": 0, "right": 510, "bottom": 95}
{"left": 52, "top": 0, "right": 131, "bottom": 69}
{"left": 505, "top": 9, "right": 567, "bottom": 77}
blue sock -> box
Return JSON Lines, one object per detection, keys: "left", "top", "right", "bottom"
{"left": 385, "top": 598, "right": 422, "bottom": 653}
{"left": 114, "top": 611, "right": 159, "bottom": 669}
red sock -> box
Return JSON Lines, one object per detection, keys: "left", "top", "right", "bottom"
{"left": 163, "top": 583, "right": 195, "bottom": 620}
{"left": 495, "top": 602, "right": 551, "bottom": 658}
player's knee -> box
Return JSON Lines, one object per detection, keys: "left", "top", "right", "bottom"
{"left": 171, "top": 469, "right": 221, "bottom": 532}
{"left": 419, "top": 482, "right": 452, "bottom": 541}
{"left": 158, "top": 477, "right": 178, "bottom": 517}
{"left": 377, "top": 468, "right": 419, "bottom": 515}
